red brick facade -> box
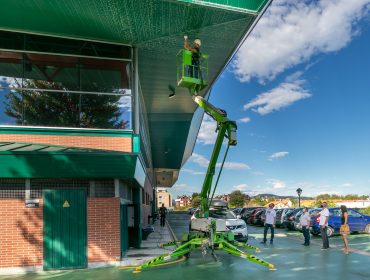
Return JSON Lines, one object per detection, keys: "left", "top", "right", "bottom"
{"left": 87, "top": 198, "right": 121, "bottom": 262}
{"left": 0, "top": 199, "right": 43, "bottom": 268}
{"left": 0, "top": 197, "right": 121, "bottom": 268}
{"left": 0, "top": 134, "right": 132, "bottom": 152}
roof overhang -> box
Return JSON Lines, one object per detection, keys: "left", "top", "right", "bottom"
{"left": 0, "top": 0, "right": 272, "bottom": 187}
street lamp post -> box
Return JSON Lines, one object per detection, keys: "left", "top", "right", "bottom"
{"left": 296, "top": 188, "right": 303, "bottom": 207}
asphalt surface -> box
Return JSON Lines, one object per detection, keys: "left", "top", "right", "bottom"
{"left": 1, "top": 212, "right": 370, "bottom": 280}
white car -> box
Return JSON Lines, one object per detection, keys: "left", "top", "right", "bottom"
{"left": 191, "top": 208, "right": 248, "bottom": 242}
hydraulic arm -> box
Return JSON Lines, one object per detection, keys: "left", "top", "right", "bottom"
{"left": 191, "top": 95, "right": 237, "bottom": 218}
{"left": 133, "top": 49, "right": 275, "bottom": 273}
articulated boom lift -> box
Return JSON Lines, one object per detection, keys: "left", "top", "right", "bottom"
{"left": 134, "top": 50, "right": 275, "bottom": 273}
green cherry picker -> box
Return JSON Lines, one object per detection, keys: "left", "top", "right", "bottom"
{"left": 134, "top": 45, "right": 275, "bottom": 273}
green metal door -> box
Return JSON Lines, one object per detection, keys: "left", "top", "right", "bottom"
{"left": 43, "top": 189, "right": 87, "bottom": 270}
{"left": 120, "top": 204, "right": 129, "bottom": 256}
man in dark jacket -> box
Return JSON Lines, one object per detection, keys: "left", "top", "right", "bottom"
{"left": 159, "top": 203, "right": 167, "bottom": 227}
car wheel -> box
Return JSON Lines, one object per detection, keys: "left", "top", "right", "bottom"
{"left": 327, "top": 226, "right": 334, "bottom": 237}
{"left": 310, "top": 230, "right": 319, "bottom": 236}
{"left": 365, "top": 224, "right": 370, "bottom": 234}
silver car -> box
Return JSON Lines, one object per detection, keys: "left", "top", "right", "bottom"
{"left": 192, "top": 208, "right": 248, "bottom": 242}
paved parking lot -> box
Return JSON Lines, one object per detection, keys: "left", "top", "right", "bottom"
{"left": 1, "top": 212, "right": 370, "bottom": 280}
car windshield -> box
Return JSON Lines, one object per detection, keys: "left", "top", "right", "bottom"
{"left": 209, "top": 209, "right": 236, "bottom": 219}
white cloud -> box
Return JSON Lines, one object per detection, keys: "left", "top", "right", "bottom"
{"left": 118, "top": 95, "right": 132, "bottom": 111}
{"left": 234, "top": 0, "right": 370, "bottom": 82}
{"left": 237, "top": 117, "right": 251, "bottom": 123}
{"left": 233, "top": 184, "right": 249, "bottom": 192}
{"left": 252, "top": 171, "right": 265, "bottom": 176}
{"left": 268, "top": 151, "right": 289, "bottom": 161}
{"left": 342, "top": 183, "right": 353, "bottom": 187}
{"left": 197, "top": 114, "right": 217, "bottom": 145}
{"left": 244, "top": 79, "right": 311, "bottom": 115}
{"left": 189, "top": 153, "right": 250, "bottom": 170}
{"left": 181, "top": 168, "right": 205, "bottom": 175}
{"left": 267, "top": 179, "right": 286, "bottom": 189}
{"left": 217, "top": 162, "right": 250, "bottom": 170}
{"left": 188, "top": 153, "right": 210, "bottom": 168}
{"left": 0, "top": 76, "right": 21, "bottom": 88}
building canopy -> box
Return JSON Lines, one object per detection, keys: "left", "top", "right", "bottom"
{"left": 0, "top": 0, "right": 271, "bottom": 187}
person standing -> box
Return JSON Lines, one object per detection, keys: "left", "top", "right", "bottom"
{"left": 315, "top": 202, "right": 330, "bottom": 250}
{"left": 262, "top": 203, "right": 276, "bottom": 244}
{"left": 340, "top": 205, "right": 350, "bottom": 254}
{"left": 184, "top": 35, "right": 202, "bottom": 79}
{"left": 159, "top": 203, "right": 167, "bottom": 227}
{"left": 299, "top": 207, "right": 311, "bottom": 246}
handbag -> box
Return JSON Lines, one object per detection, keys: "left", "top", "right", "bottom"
{"left": 340, "top": 224, "right": 350, "bottom": 235}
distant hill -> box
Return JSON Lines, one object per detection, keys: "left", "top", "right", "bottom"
{"left": 253, "top": 193, "right": 313, "bottom": 200}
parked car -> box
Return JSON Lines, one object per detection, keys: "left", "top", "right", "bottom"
{"left": 187, "top": 208, "right": 197, "bottom": 215}
{"left": 247, "top": 208, "right": 265, "bottom": 224}
{"left": 239, "top": 207, "right": 262, "bottom": 223}
{"left": 275, "top": 209, "right": 284, "bottom": 228}
{"left": 279, "top": 208, "right": 294, "bottom": 228}
{"left": 191, "top": 209, "right": 248, "bottom": 242}
{"left": 283, "top": 208, "right": 303, "bottom": 230}
{"left": 232, "top": 208, "right": 243, "bottom": 215}
{"left": 294, "top": 208, "right": 320, "bottom": 231}
{"left": 253, "top": 209, "right": 266, "bottom": 226}
{"left": 293, "top": 210, "right": 304, "bottom": 231}
{"left": 310, "top": 208, "right": 370, "bottom": 237}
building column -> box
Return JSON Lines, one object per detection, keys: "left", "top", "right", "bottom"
{"left": 114, "top": 179, "right": 120, "bottom": 198}
{"left": 25, "top": 178, "right": 30, "bottom": 200}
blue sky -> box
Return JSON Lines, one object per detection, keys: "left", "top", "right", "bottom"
{"left": 171, "top": 0, "right": 370, "bottom": 198}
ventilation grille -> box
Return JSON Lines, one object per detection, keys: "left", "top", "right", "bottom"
{"left": 0, "top": 179, "right": 25, "bottom": 198}
{"left": 31, "top": 179, "right": 90, "bottom": 198}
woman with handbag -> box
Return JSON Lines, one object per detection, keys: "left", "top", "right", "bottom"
{"left": 340, "top": 205, "right": 350, "bottom": 254}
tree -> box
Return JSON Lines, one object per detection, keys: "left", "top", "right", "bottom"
{"left": 5, "top": 79, "right": 129, "bottom": 129}
{"left": 191, "top": 196, "right": 201, "bottom": 208}
{"left": 191, "top": 192, "right": 200, "bottom": 200}
{"left": 359, "top": 206, "right": 370, "bottom": 215}
{"left": 312, "top": 200, "right": 337, "bottom": 208}
{"left": 229, "top": 190, "right": 245, "bottom": 208}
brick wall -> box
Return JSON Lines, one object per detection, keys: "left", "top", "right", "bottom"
{"left": 87, "top": 198, "right": 121, "bottom": 262}
{"left": 0, "top": 134, "right": 132, "bottom": 152}
{"left": 0, "top": 197, "right": 121, "bottom": 268}
{"left": 0, "top": 199, "right": 43, "bottom": 268}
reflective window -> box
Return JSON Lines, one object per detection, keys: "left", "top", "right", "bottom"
{"left": 0, "top": 48, "right": 132, "bottom": 129}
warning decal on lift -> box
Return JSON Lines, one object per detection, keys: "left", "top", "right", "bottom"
{"left": 63, "top": 200, "right": 70, "bottom": 208}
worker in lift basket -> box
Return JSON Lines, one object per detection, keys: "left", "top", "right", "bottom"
{"left": 184, "top": 35, "right": 202, "bottom": 79}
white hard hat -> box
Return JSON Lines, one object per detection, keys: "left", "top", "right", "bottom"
{"left": 194, "top": 39, "right": 201, "bottom": 47}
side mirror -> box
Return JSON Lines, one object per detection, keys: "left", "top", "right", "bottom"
{"left": 237, "top": 215, "right": 241, "bottom": 219}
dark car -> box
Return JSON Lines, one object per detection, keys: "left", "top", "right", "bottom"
{"left": 283, "top": 208, "right": 303, "bottom": 230}
{"left": 310, "top": 208, "right": 370, "bottom": 237}
{"left": 247, "top": 208, "right": 265, "bottom": 224}
{"left": 275, "top": 209, "right": 284, "bottom": 228}
{"left": 279, "top": 208, "right": 294, "bottom": 228}
{"left": 253, "top": 209, "right": 266, "bottom": 226}
{"left": 239, "top": 207, "right": 262, "bottom": 223}
{"left": 232, "top": 208, "right": 243, "bottom": 215}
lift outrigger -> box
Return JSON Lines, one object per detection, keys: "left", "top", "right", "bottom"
{"left": 134, "top": 49, "right": 275, "bottom": 273}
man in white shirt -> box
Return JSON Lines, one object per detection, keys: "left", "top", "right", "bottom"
{"left": 262, "top": 203, "right": 276, "bottom": 244}
{"left": 299, "top": 207, "right": 311, "bottom": 246}
{"left": 314, "top": 202, "right": 330, "bottom": 249}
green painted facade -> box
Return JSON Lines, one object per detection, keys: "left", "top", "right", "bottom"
{"left": 0, "top": 150, "right": 138, "bottom": 178}
{"left": 43, "top": 189, "right": 87, "bottom": 270}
